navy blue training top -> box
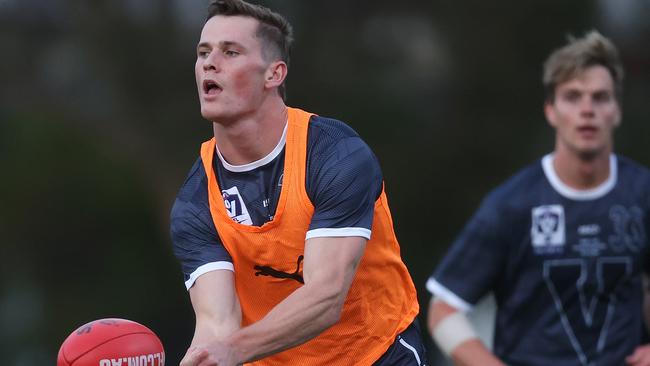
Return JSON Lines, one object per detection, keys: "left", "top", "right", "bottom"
{"left": 171, "top": 115, "right": 383, "bottom": 289}
{"left": 428, "top": 154, "right": 650, "bottom": 366}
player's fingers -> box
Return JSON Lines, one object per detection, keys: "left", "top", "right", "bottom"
{"left": 626, "top": 350, "right": 639, "bottom": 362}
{"left": 197, "top": 358, "right": 218, "bottom": 366}
{"left": 625, "top": 356, "right": 641, "bottom": 366}
{"left": 626, "top": 349, "right": 648, "bottom": 365}
{"left": 630, "top": 356, "right": 650, "bottom": 366}
{"left": 180, "top": 347, "right": 209, "bottom": 366}
{"left": 626, "top": 355, "right": 639, "bottom": 365}
{"left": 628, "top": 344, "right": 650, "bottom": 365}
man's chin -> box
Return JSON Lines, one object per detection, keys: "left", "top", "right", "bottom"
{"left": 574, "top": 146, "right": 608, "bottom": 161}
{"left": 200, "top": 108, "right": 226, "bottom": 122}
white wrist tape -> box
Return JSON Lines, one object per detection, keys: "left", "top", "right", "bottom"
{"left": 432, "top": 311, "right": 478, "bottom": 356}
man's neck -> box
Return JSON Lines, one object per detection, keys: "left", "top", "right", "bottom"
{"left": 213, "top": 99, "right": 288, "bottom": 166}
{"left": 552, "top": 146, "right": 612, "bottom": 191}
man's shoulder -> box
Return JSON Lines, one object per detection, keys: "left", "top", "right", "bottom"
{"left": 305, "top": 114, "right": 375, "bottom": 164}
{"left": 615, "top": 155, "right": 650, "bottom": 199}
{"left": 175, "top": 157, "right": 208, "bottom": 204}
{"left": 483, "top": 159, "right": 545, "bottom": 209}
{"left": 171, "top": 157, "right": 215, "bottom": 239}
{"left": 307, "top": 114, "right": 362, "bottom": 142}
{"left": 302, "top": 114, "right": 383, "bottom": 203}
{"left": 617, "top": 155, "right": 650, "bottom": 179}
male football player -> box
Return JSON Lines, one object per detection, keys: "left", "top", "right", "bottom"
{"left": 171, "top": 1, "right": 426, "bottom": 365}
{"left": 428, "top": 31, "right": 650, "bottom": 366}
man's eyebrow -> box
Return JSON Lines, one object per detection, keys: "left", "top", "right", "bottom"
{"left": 220, "top": 40, "right": 243, "bottom": 48}
{"left": 197, "top": 40, "right": 242, "bottom": 49}
{"left": 592, "top": 88, "right": 612, "bottom": 94}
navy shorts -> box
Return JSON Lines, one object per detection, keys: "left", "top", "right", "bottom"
{"left": 373, "top": 320, "right": 428, "bottom": 366}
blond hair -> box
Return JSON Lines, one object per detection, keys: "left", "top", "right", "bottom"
{"left": 543, "top": 30, "right": 624, "bottom": 102}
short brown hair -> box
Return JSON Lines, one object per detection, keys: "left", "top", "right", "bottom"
{"left": 543, "top": 30, "right": 624, "bottom": 103}
{"left": 207, "top": 0, "right": 294, "bottom": 100}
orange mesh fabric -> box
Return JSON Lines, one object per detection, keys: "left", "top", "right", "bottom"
{"left": 200, "top": 107, "right": 419, "bottom": 366}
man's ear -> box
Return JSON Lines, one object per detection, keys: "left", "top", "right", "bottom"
{"left": 265, "top": 61, "right": 288, "bottom": 89}
{"left": 544, "top": 101, "right": 558, "bottom": 128}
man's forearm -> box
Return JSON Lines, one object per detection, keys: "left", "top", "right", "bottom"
{"left": 191, "top": 312, "right": 241, "bottom": 346}
{"left": 429, "top": 298, "right": 505, "bottom": 366}
{"left": 188, "top": 270, "right": 242, "bottom": 345}
{"left": 450, "top": 339, "right": 506, "bottom": 366}
{"left": 227, "top": 281, "right": 344, "bottom": 363}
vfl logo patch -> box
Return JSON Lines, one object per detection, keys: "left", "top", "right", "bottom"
{"left": 222, "top": 186, "right": 253, "bottom": 225}
{"left": 531, "top": 204, "right": 565, "bottom": 248}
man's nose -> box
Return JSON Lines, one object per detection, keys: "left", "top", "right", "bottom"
{"left": 203, "top": 52, "right": 220, "bottom": 72}
{"left": 579, "top": 97, "right": 595, "bottom": 117}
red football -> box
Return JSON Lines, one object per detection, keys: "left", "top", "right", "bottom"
{"left": 57, "top": 318, "right": 165, "bottom": 366}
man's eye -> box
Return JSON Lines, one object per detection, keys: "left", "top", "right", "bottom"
{"left": 198, "top": 50, "right": 209, "bottom": 58}
{"left": 224, "top": 50, "right": 239, "bottom": 56}
{"left": 563, "top": 92, "right": 581, "bottom": 102}
{"left": 593, "top": 92, "right": 612, "bottom": 103}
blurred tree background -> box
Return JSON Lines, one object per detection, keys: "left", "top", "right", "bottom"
{"left": 1, "top": 0, "right": 648, "bottom": 365}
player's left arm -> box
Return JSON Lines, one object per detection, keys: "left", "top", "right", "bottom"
{"left": 182, "top": 236, "right": 366, "bottom": 366}
{"left": 259, "top": 237, "right": 364, "bottom": 357}
{"left": 234, "top": 234, "right": 366, "bottom": 357}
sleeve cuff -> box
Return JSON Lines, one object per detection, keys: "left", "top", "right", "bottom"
{"left": 426, "top": 277, "right": 473, "bottom": 312}
{"left": 305, "top": 227, "right": 371, "bottom": 240}
{"left": 185, "top": 261, "right": 234, "bottom": 290}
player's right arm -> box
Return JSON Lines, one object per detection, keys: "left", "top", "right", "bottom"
{"left": 426, "top": 190, "right": 510, "bottom": 365}
{"left": 428, "top": 298, "right": 504, "bottom": 366}
{"left": 170, "top": 158, "right": 242, "bottom": 360}
{"left": 182, "top": 270, "right": 241, "bottom": 361}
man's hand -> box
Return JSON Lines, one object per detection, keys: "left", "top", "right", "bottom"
{"left": 180, "top": 342, "right": 243, "bottom": 366}
{"left": 627, "top": 344, "right": 650, "bottom": 366}
{"left": 179, "top": 346, "right": 206, "bottom": 366}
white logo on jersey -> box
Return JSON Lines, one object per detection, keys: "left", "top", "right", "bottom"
{"left": 222, "top": 186, "right": 253, "bottom": 225}
{"left": 608, "top": 205, "right": 646, "bottom": 253}
{"left": 531, "top": 205, "right": 565, "bottom": 247}
{"left": 577, "top": 224, "right": 600, "bottom": 236}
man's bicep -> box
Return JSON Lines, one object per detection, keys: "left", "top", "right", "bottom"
{"left": 307, "top": 137, "right": 382, "bottom": 235}
{"left": 430, "top": 198, "right": 509, "bottom": 307}
{"left": 303, "top": 236, "right": 366, "bottom": 292}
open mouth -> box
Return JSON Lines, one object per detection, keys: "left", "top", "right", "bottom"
{"left": 577, "top": 125, "right": 599, "bottom": 137}
{"left": 203, "top": 80, "right": 222, "bottom": 95}
{"left": 577, "top": 126, "right": 598, "bottom": 133}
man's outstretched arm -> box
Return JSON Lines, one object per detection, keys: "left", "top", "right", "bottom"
{"left": 180, "top": 269, "right": 241, "bottom": 365}
{"left": 182, "top": 236, "right": 366, "bottom": 366}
